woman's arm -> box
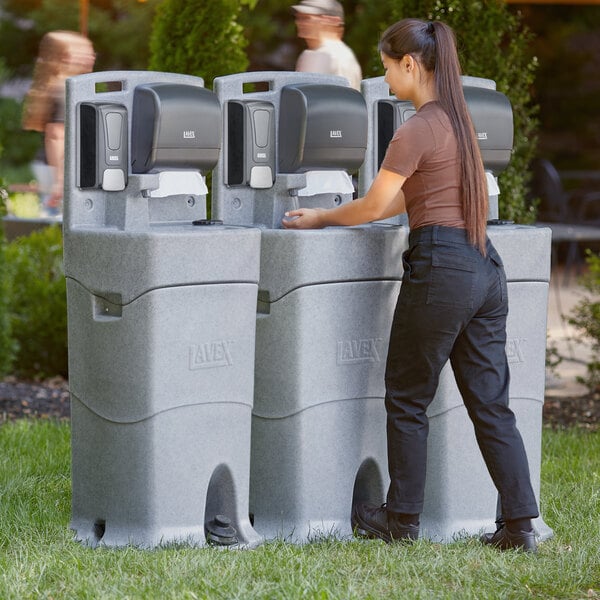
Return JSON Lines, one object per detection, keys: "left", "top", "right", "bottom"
{"left": 282, "top": 168, "right": 407, "bottom": 229}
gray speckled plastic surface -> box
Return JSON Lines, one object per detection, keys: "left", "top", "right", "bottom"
{"left": 65, "top": 71, "right": 262, "bottom": 548}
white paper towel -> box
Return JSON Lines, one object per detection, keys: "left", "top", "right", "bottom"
{"left": 486, "top": 172, "right": 500, "bottom": 196}
{"left": 297, "top": 170, "right": 354, "bottom": 196}
{"left": 148, "top": 171, "right": 208, "bottom": 198}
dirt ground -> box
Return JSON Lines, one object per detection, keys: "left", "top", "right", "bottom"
{"left": 1, "top": 376, "right": 597, "bottom": 431}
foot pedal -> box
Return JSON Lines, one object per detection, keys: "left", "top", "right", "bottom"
{"left": 205, "top": 514, "right": 238, "bottom": 546}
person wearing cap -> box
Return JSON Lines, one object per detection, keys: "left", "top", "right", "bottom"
{"left": 292, "top": 0, "right": 362, "bottom": 90}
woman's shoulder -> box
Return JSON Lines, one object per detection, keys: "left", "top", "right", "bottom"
{"left": 393, "top": 108, "right": 435, "bottom": 141}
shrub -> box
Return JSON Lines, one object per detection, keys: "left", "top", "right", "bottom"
{"left": 148, "top": 0, "right": 257, "bottom": 217}
{"left": 0, "top": 184, "right": 16, "bottom": 376}
{"left": 5, "top": 225, "right": 67, "bottom": 379}
{"left": 148, "top": 0, "right": 257, "bottom": 89}
{"left": 568, "top": 250, "right": 600, "bottom": 392}
{"left": 0, "top": 97, "right": 42, "bottom": 170}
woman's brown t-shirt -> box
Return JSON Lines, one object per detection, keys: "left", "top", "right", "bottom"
{"left": 380, "top": 101, "right": 466, "bottom": 230}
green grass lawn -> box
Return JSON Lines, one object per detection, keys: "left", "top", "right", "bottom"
{"left": 0, "top": 421, "right": 598, "bottom": 599}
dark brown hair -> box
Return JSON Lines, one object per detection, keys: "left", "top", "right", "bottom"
{"left": 379, "top": 19, "right": 488, "bottom": 254}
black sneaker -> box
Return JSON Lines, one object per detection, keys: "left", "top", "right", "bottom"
{"left": 480, "top": 524, "right": 537, "bottom": 553}
{"left": 351, "top": 502, "right": 419, "bottom": 543}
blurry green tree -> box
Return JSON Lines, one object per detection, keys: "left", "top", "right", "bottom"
{"left": 148, "top": 0, "right": 257, "bottom": 89}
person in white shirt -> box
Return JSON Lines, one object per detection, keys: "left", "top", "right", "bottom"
{"left": 292, "top": 0, "right": 362, "bottom": 90}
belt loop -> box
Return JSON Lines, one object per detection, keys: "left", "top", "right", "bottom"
{"left": 432, "top": 225, "right": 438, "bottom": 244}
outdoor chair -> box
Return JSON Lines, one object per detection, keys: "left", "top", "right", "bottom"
{"left": 532, "top": 158, "right": 600, "bottom": 283}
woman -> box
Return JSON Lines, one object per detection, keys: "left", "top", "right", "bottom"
{"left": 283, "top": 18, "right": 539, "bottom": 553}
{"left": 23, "top": 31, "right": 96, "bottom": 214}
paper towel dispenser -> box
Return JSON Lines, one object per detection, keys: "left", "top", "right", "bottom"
{"left": 131, "top": 83, "right": 221, "bottom": 174}
{"left": 278, "top": 83, "right": 367, "bottom": 174}
{"left": 79, "top": 103, "right": 128, "bottom": 191}
{"left": 226, "top": 100, "right": 275, "bottom": 189}
{"left": 376, "top": 87, "right": 513, "bottom": 175}
{"left": 463, "top": 85, "right": 513, "bottom": 175}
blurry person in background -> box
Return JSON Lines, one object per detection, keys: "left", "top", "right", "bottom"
{"left": 292, "top": 0, "right": 362, "bottom": 90}
{"left": 22, "top": 31, "right": 95, "bottom": 216}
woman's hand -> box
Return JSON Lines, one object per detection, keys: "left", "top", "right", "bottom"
{"left": 282, "top": 207, "right": 326, "bottom": 229}
{"left": 281, "top": 169, "right": 407, "bottom": 230}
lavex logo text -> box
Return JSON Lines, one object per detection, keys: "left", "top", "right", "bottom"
{"left": 330, "top": 130, "right": 342, "bottom": 138}
{"left": 337, "top": 338, "right": 382, "bottom": 365}
{"left": 506, "top": 337, "right": 526, "bottom": 364}
{"left": 183, "top": 130, "right": 196, "bottom": 139}
{"left": 189, "top": 341, "right": 233, "bottom": 370}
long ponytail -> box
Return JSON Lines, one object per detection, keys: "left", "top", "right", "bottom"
{"left": 380, "top": 19, "right": 488, "bottom": 255}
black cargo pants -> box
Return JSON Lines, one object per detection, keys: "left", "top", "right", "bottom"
{"left": 384, "top": 225, "right": 539, "bottom": 521}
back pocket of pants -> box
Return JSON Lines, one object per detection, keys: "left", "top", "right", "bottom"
{"left": 427, "top": 248, "right": 476, "bottom": 308}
